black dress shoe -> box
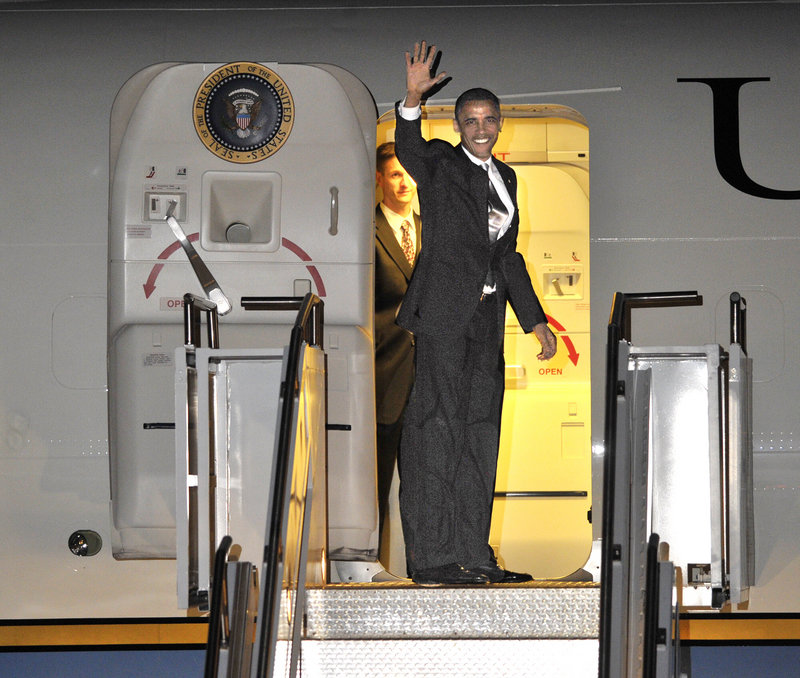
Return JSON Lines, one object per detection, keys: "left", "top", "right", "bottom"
{"left": 412, "top": 562, "right": 490, "bottom": 587}
{"left": 468, "top": 563, "right": 533, "bottom": 584}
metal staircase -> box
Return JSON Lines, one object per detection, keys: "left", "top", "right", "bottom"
{"left": 186, "top": 293, "right": 601, "bottom": 677}
{"left": 192, "top": 288, "right": 753, "bottom": 678}
{"left": 274, "top": 582, "right": 600, "bottom": 677}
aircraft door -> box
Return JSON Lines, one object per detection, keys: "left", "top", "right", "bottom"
{"left": 108, "top": 62, "right": 377, "bottom": 561}
{"left": 490, "top": 114, "right": 591, "bottom": 580}
{"left": 495, "top": 157, "right": 592, "bottom": 580}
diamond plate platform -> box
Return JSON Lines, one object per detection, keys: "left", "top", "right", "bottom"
{"left": 304, "top": 581, "right": 600, "bottom": 640}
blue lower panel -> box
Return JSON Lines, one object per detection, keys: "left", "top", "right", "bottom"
{"left": 0, "top": 649, "right": 205, "bottom": 678}
{"left": 3, "top": 644, "right": 800, "bottom": 676}
{"left": 690, "top": 645, "right": 800, "bottom": 677}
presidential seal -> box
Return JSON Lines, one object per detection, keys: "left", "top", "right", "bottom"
{"left": 193, "top": 62, "right": 294, "bottom": 163}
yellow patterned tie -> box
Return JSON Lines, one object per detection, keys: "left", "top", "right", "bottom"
{"left": 400, "top": 220, "right": 415, "bottom": 264}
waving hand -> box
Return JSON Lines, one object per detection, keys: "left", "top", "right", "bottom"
{"left": 405, "top": 41, "right": 448, "bottom": 107}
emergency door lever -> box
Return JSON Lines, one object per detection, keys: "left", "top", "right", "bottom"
{"left": 165, "top": 200, "right": 232, "bottom": 316}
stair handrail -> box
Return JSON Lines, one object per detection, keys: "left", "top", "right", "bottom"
{"left": 642, "top": 533, "right": 662, "bottom": 678}
{"left": 253, "top": 292, "right": 324, "bottom": 678}
{"left": 729, "top": 291, "right": 747, "bottom": 354}
{"left": 203, "top": 535, "right": 233, "bottom": 678}
{"left": 183, "top": 292, "right": 220, "bottom": 354}
{"left": 599, "top": 291, "right": 702, "bottom": 678}
{"left": 181, "top": 293, "right": 221, "bottom": 611}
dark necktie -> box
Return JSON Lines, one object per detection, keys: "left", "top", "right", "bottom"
{"left": 400, "top": 219, "right": 415, "bottom": 264}
{"left": 483, "top": 163, "right": 507, "bottom": 292}
{"left": 484, "top": 163, "right": 507, "bottom": 243}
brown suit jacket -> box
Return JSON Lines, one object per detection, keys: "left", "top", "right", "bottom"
{"left": 375, "top": 205, "right": 421, "bottom": 425}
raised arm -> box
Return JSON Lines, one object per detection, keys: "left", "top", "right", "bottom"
{"left": 404, "top": 41, "right": 448, "bottom": 107}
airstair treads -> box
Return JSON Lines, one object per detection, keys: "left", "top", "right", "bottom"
{"left": 304, "top": 583, "right": 599, "bottom": 640}
{"left": 278, "top": 638, "right": 599, "bottom": 677}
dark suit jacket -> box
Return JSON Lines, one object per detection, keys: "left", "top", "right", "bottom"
{"left": 375, "top": 205, "right": 421, "bottom": 425}
{"left": 394, "top": 104, "right": 547, "bottom": 340}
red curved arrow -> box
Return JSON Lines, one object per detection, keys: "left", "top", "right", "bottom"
{"left": 281, "top": 237, "right": 327, "bottom": 297}
{"left": 142, "top": 233, "right": 328, "bottom": 299}
{"left": 546, "top": 314, "right": 580, "bottom": 367}
{"left": 143, "top": 232, "right": 200, "bottom": 298}
{"left": 143, "top": 263, "right": 164, "bottom": 298}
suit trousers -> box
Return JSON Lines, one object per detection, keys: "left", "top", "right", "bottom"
{"left": 376, "top": 417, "right": 403, "bottom": 540}
{"left": 398, "top": 294, "right": 504, "bottom": 574}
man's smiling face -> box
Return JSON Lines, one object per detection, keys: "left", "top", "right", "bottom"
{"left": 453, "top": 101, "right": 503, "bottom": 161}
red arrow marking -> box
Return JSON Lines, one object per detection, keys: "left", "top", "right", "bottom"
{"left": 546, "top": 314, "right": 580, "bottom": 367}
{"left": 561, "top": 336, "right": 580, "bottom": 367}
{"left": 143, "top": 232, "right": 200, "bottom": 298}
{"left": 143, "top": 263, "right": 164, "bottom": 298}
{"left": 546, "top": 314, "right": 566, "bottom": 332}
{"left": 281, "top": 237, "right": 327, "bottom": 297}
{"left": 143, "top": 233, "right": 328, "bottom": 300}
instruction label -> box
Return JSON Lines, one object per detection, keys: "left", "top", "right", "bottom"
{"left": 143, "top": 352, "right": 173, "bottom": 368}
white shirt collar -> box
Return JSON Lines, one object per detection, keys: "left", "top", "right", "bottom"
{"left": 461, "top": 145, "right": 493, "bottom": 169}
{"left": 379, "top": 202, "right": 412, "bottom": 225}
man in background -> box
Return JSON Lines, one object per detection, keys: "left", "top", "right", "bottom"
{"left": 374, "top": 142, "right": 421, "bottom": 557}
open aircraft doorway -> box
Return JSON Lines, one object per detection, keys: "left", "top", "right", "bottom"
{"left": 377, "top": 105, "right": 591, "bottom": 580}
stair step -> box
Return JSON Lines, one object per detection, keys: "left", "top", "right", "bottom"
{"left": 276, "top": 638, "right": 598, "bottom": 677}
{"left": 304, "top": 581, "right": 600, "bottom": 640}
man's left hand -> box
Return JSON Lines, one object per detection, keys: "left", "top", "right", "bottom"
{"left": 533, "top": 322, "right": 557, "bottom": 361}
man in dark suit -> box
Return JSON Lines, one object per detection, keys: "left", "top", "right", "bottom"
{"left": 374, "top": 142, "right": 421, "bottom": 550}
{"left": 395, "top": 41, "right": 558, "bottom": 586}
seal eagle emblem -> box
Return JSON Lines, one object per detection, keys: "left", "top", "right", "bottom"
{"left": 227, "top": 88, "right": 262, "bottom": 138}
{"left": 193, "top": 62, "right": 294, "bottom": 163}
